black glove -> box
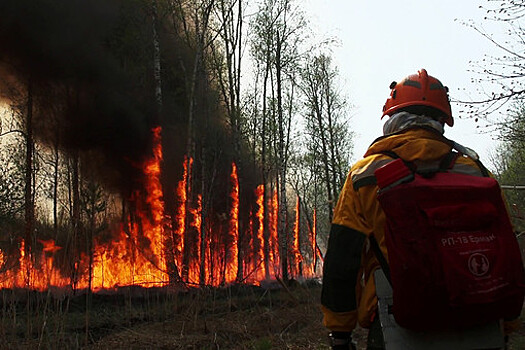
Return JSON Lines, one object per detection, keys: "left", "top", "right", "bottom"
{"left": 329, "top": 332, "right": 355, "bottom": 350}
{"left": 331, "top": 345, "right": 351, "bottom": 350}
{"left": 331, "top": 345, "right": 356, "bottom": 350}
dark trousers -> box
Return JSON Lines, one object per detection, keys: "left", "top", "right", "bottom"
{"left": 364, "top": 316, "right": 506, "bottom": 350}
{"left": 367, "top": 316, "right": 385, "bottom": 350}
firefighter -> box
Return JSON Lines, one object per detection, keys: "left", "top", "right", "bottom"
{"left": 321, "top": 69, "right": 521, "bottom": 350}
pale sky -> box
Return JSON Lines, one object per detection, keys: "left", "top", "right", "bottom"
{"left": 303, "top": 0, "right": 508, "bottom": 167}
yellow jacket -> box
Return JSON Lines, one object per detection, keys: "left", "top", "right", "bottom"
{"left": 321, "top": 120, "right": 487, "bottom": 332}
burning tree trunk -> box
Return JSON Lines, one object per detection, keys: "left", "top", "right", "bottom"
{"left": 228, "top": 162, "right": 239, "bottom": 283}
{"left": 52, "top": 126, "right": 60, "bottom": 238}
{"left": 198, "top": 147, "right": 213, "bottom": 285}
{"left": 198, "top": 188, "right": 208, "bottom": 286}
{"left": 254, "top": 185, "right": 265, "bottom": 280}
{"left": 312, "top": 209, "right": 323, "bottom": 274}
{"left": 84, "top": 182, "right": 106, "bottom": 346}
{"left": 181, "top": 160, "right": 192, "bottom": 282}
{"left": 23, "top": 80, "right": 35, "bottom": 340}
{"left": 275, "top": 31, "right": 290, "bottom": 282}
{"left": 212, "top": 0, "right": 246, "bottom": 282}
{"left": 24, "top": 81, "right": 34, "bottom": 288}
{"left": 291, "top": 195, "right": 302, "bottom": 278}
{"left": 151, "top": 0, "right": 183, "bottom": 285}
{"left": 174, "top": 157, "right": 189, "bottom": 281}
{"left": 177, "top": 0, "right": 215, "bottom": 283}
{"left": 261, "top": 58, "right": 271, "bottom": 281}
{"left": 71, "top": 150, "right": 81, "bottom": 290}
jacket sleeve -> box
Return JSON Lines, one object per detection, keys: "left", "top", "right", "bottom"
{"left": 321, "top": 223, "right": 366, "bottom": 331}
{"left": 321, "top": 160, "right": 377, "bottom": 332}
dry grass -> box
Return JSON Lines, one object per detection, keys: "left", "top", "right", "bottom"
{"left": 0, "top": 281, "right": 332, "bottom": 349}
{"left": 87, "top": 282, "right": 330, "bottom": 350}
{"left": 2, "top": 281, "right": 525, "bottom": 350}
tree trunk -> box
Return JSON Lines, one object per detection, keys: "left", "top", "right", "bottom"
{"left": 24, "top": 81, "right": 34, "bottom": 287}
{"left": 24, "top": 80, "right": 34, "bottom": 340}
{"left": 182, "top": 1, "right": 214, "bottom": 282}
{"left": 261, "top": 55, "right": 271, "bottom": 281}
{"left": 53, "top": 128, "right": 60, "bottom": 239}
{"left": 199, "top": 148, "right": 207, "bottom": 285}
{"left": 71, "top": 152, "right": 81, "bottom": 291}
{"left": 152, "top": 0, "right": 163, "bottom": 122}
{"left": 85, "top": 189, "right": 95, "bottom": 346}
{"left": 315, "top": 105, "right": 333, "bottom": 221}
{"left": 275, "top": 31, "right": 288, "bottom": 282}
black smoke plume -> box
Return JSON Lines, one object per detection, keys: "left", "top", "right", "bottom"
{"left": 0, "top": 0, "right": 165, "bottom": 193}
{"left": 0, "top": 0, "right": 260, "bottom": 213}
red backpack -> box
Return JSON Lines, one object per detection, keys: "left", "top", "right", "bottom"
{"left": 372, "top": 151, "right": 525, "bottom": 331}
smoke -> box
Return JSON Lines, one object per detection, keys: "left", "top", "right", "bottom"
{"left": 0, "top": 0, "right": 261, "bottom": 210}
{"left": 0, "top": 0, "right": 157, "bottom": 193}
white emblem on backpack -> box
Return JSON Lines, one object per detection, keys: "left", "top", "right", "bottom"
{"left": 468, "top": 253, "right": 490, "bottom": 277}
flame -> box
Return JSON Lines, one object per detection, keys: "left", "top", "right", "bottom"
{"left": 88, "top": 126, "right": 168, "bottom": 290}
{"left": 204, "top": 222, "right": 214, "bottom": 285}
{"left": 291, "top": 196, "right": 302, "bottom": 277}
{"left": 188, "top": 194, "right": 202, "bottom": 284}
{"left": 19, "top": 240, "right": 30, "bottom": 287}
{"left": 39, "top": 239, "right": 62, "bottom": 253}
{"left": 0, "top": 126, "right": 322, "bottom": 291}
{"left": 268, "top": 189, "right": 279, "bottom": 277}
{"left": 174, "top": 156, "right": 191, "bottom": 270}
{"left": 254, "top": 184, "right": 265, "bottom": 281}
{"left": 225, "top": 162, "right": 239, "bottom": 283}
{"left": 246, "top": 209, "right": 254, "bottom": 283}
{"left": 308, "top": 208, "right": 319, "bottom": 277}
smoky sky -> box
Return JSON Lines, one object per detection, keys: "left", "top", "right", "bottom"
{"left": 0, "top": 0, "right": 159, "bottom": 193}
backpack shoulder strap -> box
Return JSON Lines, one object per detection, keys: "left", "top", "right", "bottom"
{"left": 369, "top": 234, "right": 392, "bottom": 286}
{"left": 474, "top": 159, "right": 490, "bottom": 177}
{"left": 438, "top": 150, "right": 459, "bottom": 171}
{"left": 450, "top": 141, "right": 490, "bottom": 177}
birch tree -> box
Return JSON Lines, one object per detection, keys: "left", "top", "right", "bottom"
{"left": 250, "top": 0, "right": 306, "bottom": 281}
{"left": 301, "top": 53, "right": 352, "bottom": 221}
{"left": 210, "top": 0, "right": 246, "bottom": 281}
{"left": 24, "top": 82, "right": 35, "bottom": 288}
{"left": 461, "top": 0, "right": 525, "bottom": 137}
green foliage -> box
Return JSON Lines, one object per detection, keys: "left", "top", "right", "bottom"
{"left": 494, "top": 103, "right": 525, "bottom": 233}
{"left": 294, "top": 52, "right": 353, "bottom": 245}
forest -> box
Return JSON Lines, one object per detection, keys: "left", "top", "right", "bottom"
{"left": 0, "top": 0, "right": 523, "bottom": 348}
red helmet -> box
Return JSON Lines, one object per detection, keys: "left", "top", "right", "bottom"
{"left": 382, "top": 69, "right": 453, "bottom": 127}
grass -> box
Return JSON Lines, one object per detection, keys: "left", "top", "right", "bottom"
{"left": 0, "top": 280, "right": 330, "bottom": 349}
{"left": 1, "top": 281, "right": 524, "bottom": 350}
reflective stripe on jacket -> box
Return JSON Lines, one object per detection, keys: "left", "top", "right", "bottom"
{"left": 321, "top": 126, "right": 487, "bottom": 332}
